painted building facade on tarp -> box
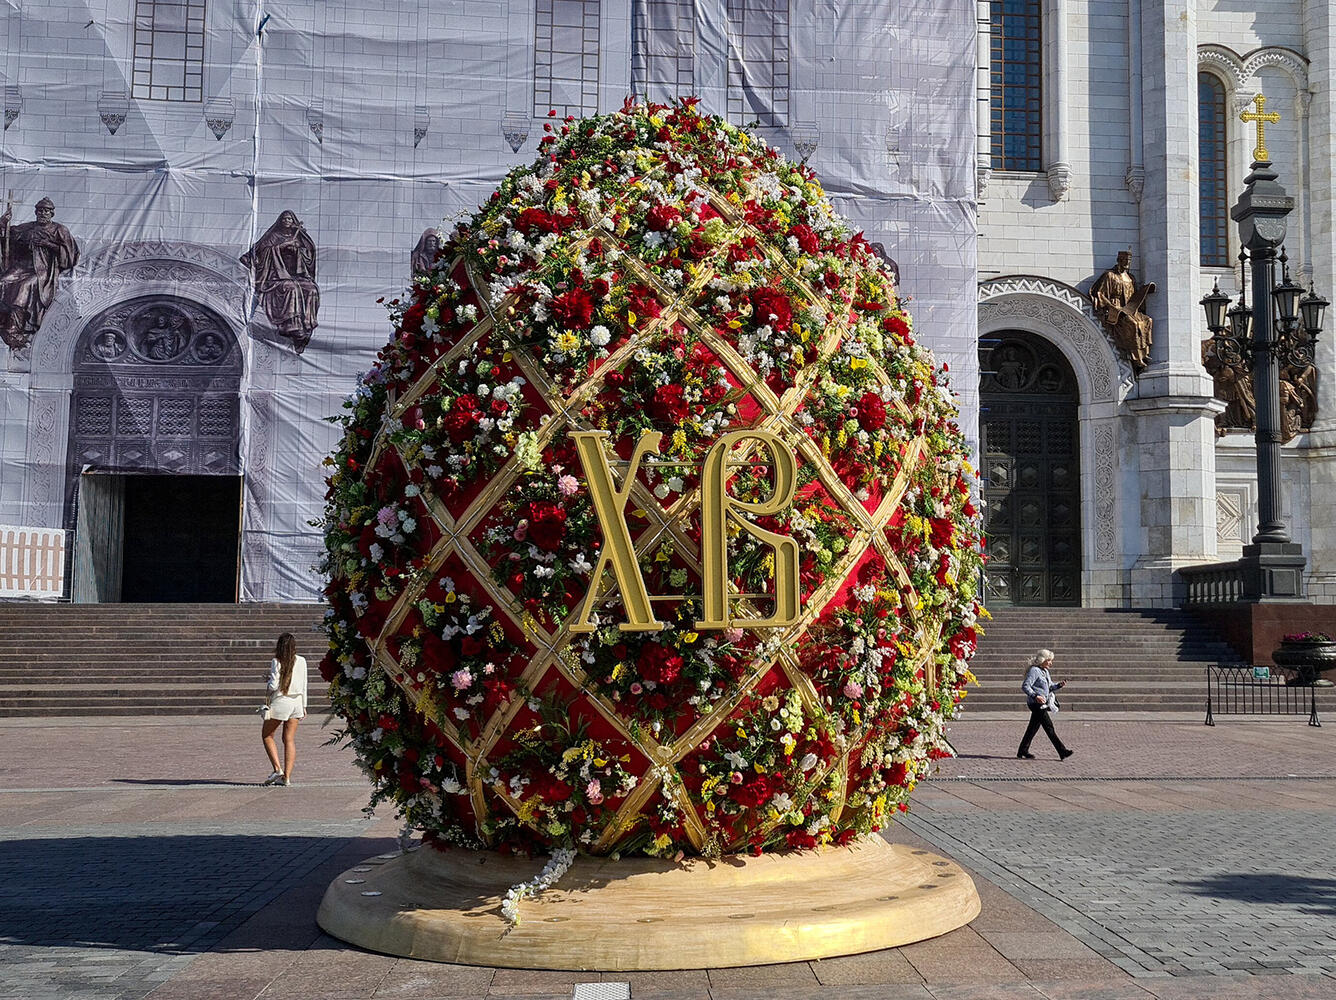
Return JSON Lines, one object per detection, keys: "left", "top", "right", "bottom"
{"left": 0, "top": 0, "right": 978, "bottom": 602}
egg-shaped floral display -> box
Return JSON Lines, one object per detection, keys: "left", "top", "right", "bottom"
{"left": 319, "top": 100, "right": 984, "bottom": 859}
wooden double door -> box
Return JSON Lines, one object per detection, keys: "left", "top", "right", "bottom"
{"left": 979, "top": 330, "right": 1081, "bottom": 606}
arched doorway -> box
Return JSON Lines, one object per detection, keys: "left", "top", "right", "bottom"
{"left": 979, "top": 330, "right": 1081, "bottom": 605}
{"left": 66, "top": 295, "right": 243, "bottom": 602}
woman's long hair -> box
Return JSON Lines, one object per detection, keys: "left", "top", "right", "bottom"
{"left": 275, "top": 633, "right": 298, "bottom": 696}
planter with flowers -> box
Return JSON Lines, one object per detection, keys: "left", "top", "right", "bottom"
{"left": 1273, "top": 632, "right": 1336, "bottom": 686}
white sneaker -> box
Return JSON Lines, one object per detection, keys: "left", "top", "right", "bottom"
{"left": 262, "top": 770, "right": 284, "bottom": 785}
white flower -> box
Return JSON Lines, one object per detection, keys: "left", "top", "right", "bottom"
{"left": 590, "top": 325, "right": 611, "bottom": 346}
{"left": 799, "top": 752, "right": 819, "bottom": 772}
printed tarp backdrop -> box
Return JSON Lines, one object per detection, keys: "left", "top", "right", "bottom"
{"left": 0, "top": 0, "right": 976, "bottom": 601}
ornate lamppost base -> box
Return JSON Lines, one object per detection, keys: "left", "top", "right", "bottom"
{"left": 316, "top": 836, "right": 981, "bottom": 970}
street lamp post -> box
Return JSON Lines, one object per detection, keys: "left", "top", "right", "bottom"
{"left": 1200, "top": 95, "right": 1329, "bottom": 600}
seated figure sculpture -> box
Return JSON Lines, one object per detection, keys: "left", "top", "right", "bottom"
{"left": 241, "top": 210, "right": 320, "bottom": 353}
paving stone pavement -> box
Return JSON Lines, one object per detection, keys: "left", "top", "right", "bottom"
{"left": 0, "top": 713, "right": 1331, "bottom": 1000}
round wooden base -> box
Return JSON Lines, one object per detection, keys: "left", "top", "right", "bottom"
{"left": 316, "top": 836, "right": 980, "bottom": 970}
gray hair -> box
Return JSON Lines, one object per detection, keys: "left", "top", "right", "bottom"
{"left": 1029, "top": 648, "right": 1054, "bottom": 668}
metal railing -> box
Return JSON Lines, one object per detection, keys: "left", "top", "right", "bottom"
{"left": 1180, "top": 560, "right": 1245, "bottom": 605}
{"left": 1205, "top": 665, "right": 1320, "bottom": 727}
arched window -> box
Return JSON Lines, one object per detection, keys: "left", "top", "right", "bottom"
{"left": 1198, "top": 72, "right": 1229, "bottom": 267}
{"left": 989, "top": 0, "right": 1042, "bottom": 171}
{"left": 131, "top": 1, "right": 206, "bottom": 102}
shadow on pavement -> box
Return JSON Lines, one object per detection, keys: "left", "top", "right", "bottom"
{"left": 0, "top": 833, "right": 369, "bottom": 954}
{"left": 1179, "top": 872, "right": 1336, "bottom": 917}
{"left": 109, "top": 779, "right": 262, "bottom": 787}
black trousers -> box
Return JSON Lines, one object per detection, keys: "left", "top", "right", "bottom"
{"left": 1018, "top": 706, "right": 1068, "bottom": 755}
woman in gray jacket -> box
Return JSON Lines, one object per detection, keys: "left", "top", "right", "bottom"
{"left": 1017, "top": 648, "right": 1073, "bottom": 760}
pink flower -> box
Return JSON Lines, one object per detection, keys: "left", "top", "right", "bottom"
{"left": 843, "top": 680, "right": 864, "bottom": 699}
{"left": 723, "top": 627, "right": 745, "bottom": 643}
{"left": 513, "top": 520, "right": 529, "bottom": 541}
{"left": 586, "top": 779, "right": 604, "bottom": 805}
{"left": 450, "top": 669, "right": 473, "bottom": 691}
{"left": 377, "top": 505, "right": 397, "bottom": 526}
{"left": 557, "top": 474, "right": 579, "bottom": 496}
{"left": 630, "top": 682, "right": 644, "bottom": 695}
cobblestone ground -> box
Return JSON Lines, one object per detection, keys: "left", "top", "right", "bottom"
{"left": 0, "top": 713, "right": 1331, "bottom": 1000}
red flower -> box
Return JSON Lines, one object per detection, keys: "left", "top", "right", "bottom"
{"left": 318, "top": 651, "right": 338, "bottom": 683}
{"left": 882, "top": 313, "right": 910, "bottom": 341}
{"left": 638, "top": 643, "right": 683, "bottom": 685}
{"left": 789, "top": 224, "right": 820, "bottom": 254}
{"left": 441, "top": 399, "right": 480, "bottom": 443}
{"left": 732, "top": 774, "right": 772, "bottom": 809}
{"left": 646, "top": 204, "right": 683, "bottom": 231}
{"left": 461, "top": 635, "right": 484, "bottom": 657}
{"left": 527, "top": 501, "right": 568, "bottom": 551}
{"left": 516, "top": 208, "right": 559, "bottom": 235}
{"left": 929, "top": 517, "right": 954, "bottom": 550}
{"left": 750, "top": 287, "right": 793, "bottom": 331}
{"left": 857, "top": 391, "right": 887, "bottom": 431}
{"left": 650, "top": 383, "right": 691, "bottom": 424}
{"left": 551, "top": 288, "right": 594, "bottom": 328}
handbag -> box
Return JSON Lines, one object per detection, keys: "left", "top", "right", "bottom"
{"left": 258, "top": 703, "right": 272, "bottom": 720}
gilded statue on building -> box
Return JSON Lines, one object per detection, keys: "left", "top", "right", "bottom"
{"left": 1201, "top": 337, "right": 1255, "bottom": 435}
{"left": 1089, "top": 250, "right": 1155, "bottom": 373}
{"left": 0, "top": 196, "right": 80, "bottom": 352}
{"left": 241, "top": 210, "right": 320, "bottom": 353}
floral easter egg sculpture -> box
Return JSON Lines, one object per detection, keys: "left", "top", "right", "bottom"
{"left": 319, "top": 100, "right": 984, "bottom": 859}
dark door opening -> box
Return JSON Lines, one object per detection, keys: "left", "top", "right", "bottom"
{"left": 979, "top": 331, "right": 1081, "bottom": 606}
{"left": 118, "top": 475, "right": 241, "bottom": 602}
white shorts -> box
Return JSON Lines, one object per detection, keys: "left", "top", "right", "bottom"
{"left": 267, "top": 694, "right": 305, "bottom": 721}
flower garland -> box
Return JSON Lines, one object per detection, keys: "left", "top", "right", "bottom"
{"left": 318, "top": 98, "right": 985, "bottom": 861}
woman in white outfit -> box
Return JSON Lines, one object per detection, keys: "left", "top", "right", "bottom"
{"left": 261, "top": 632, "right": 307, "bottom": 786}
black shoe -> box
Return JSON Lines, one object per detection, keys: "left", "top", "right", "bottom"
{"left": 1059, "top": 748, "right": 1074, "bottom": 760}
{"left": 1016, "top": 752, "right": 1035, "bottom": 759}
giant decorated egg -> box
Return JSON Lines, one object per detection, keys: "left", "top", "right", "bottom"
{"left": 319, "top": 101, "right": 984, "bottom": 858}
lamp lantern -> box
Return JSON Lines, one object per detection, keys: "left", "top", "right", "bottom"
{"left": 1201, "top": 281, "right": 1231, "bottom": 334}
{"left": 1300, "top": 285, "right": 1329, "bottom": 340}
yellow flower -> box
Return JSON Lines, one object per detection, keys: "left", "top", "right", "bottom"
{"left": 555, "top": 331, "right": 580, "bottom": 353}
{"left": 444, "top": 592, "right": 457, "bottom": 604}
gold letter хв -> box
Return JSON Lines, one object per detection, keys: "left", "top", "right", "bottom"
{"left": 696, "top": 430, "right": 800, "bottom": 630}
{"left": 569, "top": 430, "right": 665, "bottom": 633}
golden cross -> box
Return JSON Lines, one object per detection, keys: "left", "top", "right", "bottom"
{"left": 1240, "top": 93, "right": 1281, "bottom": 162}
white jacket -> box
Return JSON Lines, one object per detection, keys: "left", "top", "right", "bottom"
{"left": 266, "top": 655, "right": 308, "bottom": 703}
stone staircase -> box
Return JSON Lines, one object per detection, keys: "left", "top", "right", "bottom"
{"left": 0, "top": 602, "right": 1251, "bottom": 717}
{"left": 964, "top": 606, "right": 1246, "bottom": 713}
{"left": 0, "top": 603, "right": 328, "bottom": 717}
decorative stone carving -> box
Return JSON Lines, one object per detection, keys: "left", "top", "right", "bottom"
{"left": 1046, "top": 161, "right": 1072, "bottom": 202}
{"left": 1093, "top": 423, "right": 1116, "bottom": 562}
{"left": 791, "top": 122, "right": 820, "bottom": 163}
{"left": 976, "top": 165, "right": 991, "bottom": 200}
{"left": 502, "top": 111, "right": 529, "bottom": 153}
{"left": 67, "top": 295, "right": 243, "bottom": 520}
{"left": 411, "top": 228, "right": 444, "bottom": 280}
{"left": 241, "top": 211, "right": 320, "bottom": 353}
{"left": 98, "top": 90, "right": 129, "bottom": 135}
{"left": 414, "top": 105, "right": 430, "bottom": 148}
{"left": 0, "top": 196, "right": 81, "bottom": 353}
{"left": 306, "top": 101, "right": 324, "bottom": 143}
{"left": 1216, "top": 489, "right": 1244, "bottom": 548}
{"left": 3, "top": 86, "right": 20, "bottom": 131}
{"left": 979, "top": 276, "right": 1132, "bottom": 402}
{"left": 204, "top": 97, "right": 236, "bottom": 140}
{"left": 1089, "top": 251, "right": 1154, "bottom": 374}
{"left": 1124, "top": 165, "right": 1144, "bottom": 202}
